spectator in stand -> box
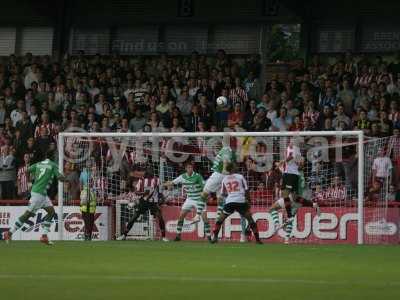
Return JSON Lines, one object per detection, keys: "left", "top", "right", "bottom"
{"left": 34, "top": 112, "right": 55, "bottom": 138}
{"left": 388, "top": 128, "right": 400, "bottom": 191}
{"left": 0, "top": 49, "right": 399, "bottom": 205}
{"left": 17, "top": 153, "right": 31, "bottom": 199}
{"left": 284, "top": 99, "right": 300, "bottom": 119}
{"left": 302, "top": 101, "right": 320, "bottom": 127}
{"left": 243, "top": 99, "right": 258, "bottom": 130}
{"left": 170, "top": 117, "right": 185, "bottom": 133}
{"left": 16, "top": 111, "right": 34, "bottom": 143}
{"left": 271, "top": 107, "right": 292, "bottom": 131}
{"left": 129, "top": 109, "right": 146, "bottom": 132}
{"left": 0, "top": 145, "right": 16, "bottom": 199}
{"left": 289, "top": 116, "right": 303, "bottom": 131}
{"left": 35, "top": 126, "right": 55, "bottom": 158}
{"left": 378, "top": 110, "right": 393, "bottom": 136}
{"left": 0, "top": 98, "right": 6, "bottom": 126}
{"left": 10, "top": 100, "right": 25, "bottom": 127}
{"left": 337, "top": 79, "right": 355, "bottom": 117}
{"left": 333, "top": 104, "right": 351, "bottom": 129}
{"left": 319, "top": 86, "right": 337, "bottom": 109}
{"left": 244, "top": 70, "right": 261, "bottom": 101}
{"left": 228, "top": 102, "right": 244, "bottom": 128}
{"left": 251, "top": 109, "right": 271, "bottom": 131}
{"left": 355, "top": 109, "right": 371, "bottom": 131}
{"left": 372, "top": 149, "right": 393, "bottom": 199}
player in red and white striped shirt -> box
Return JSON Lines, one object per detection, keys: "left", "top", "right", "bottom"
{"left": 117, "top": 168, "right": 167, "bottom": 241}
{"left": 17, "top": 153, "right": 31, "bottom": 199}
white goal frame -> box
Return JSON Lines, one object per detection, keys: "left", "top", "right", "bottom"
{"left": 58, "top": 131, "right": 365, "bottom": 244}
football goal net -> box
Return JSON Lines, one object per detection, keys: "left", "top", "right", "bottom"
{"left": 57, "top": 131, "right": 398, "bottom": 244}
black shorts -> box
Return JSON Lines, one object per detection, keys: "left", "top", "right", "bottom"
{"left": 135, "top": 201, "right": 161, "bottom": 216}
{"left": 282, "top": 173, "right": 299, "bottom": 192}
{"left": 223, "top": 202, "right": 250, "bottom": 216}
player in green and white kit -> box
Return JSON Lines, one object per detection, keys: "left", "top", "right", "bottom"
{"left": 197, "top": 140, "right": 250, "bottom": 242}
{"left": 3, "top": 152, "right": 68, "bottom": 245}
{"left": 164, "top": 162, "right": 211, "bottom": 241}
{"left": 269, "top": 170, "right": 320, "bottom": 244}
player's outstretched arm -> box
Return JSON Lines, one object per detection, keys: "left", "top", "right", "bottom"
{"left": 57, "top": 174, "right": 69, "bottom": 182}
{"left": 163, "top": 181, "right": 174, "bottom": 188}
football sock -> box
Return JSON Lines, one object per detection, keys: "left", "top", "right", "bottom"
{"left": 10, "top": 219, "right": 24, "bottom": 234}
{"left": 271, "top": 209, "right": 279, "bottom": 226}
{"left": 204, "top": 221, "right": 211, "bottom": 237}
{"left": 249, "top": 221, "right": 261, "bottom": 242}
{"left": 159, "top": 218, "right": 166, "bottom": 238}
{"left": 196, "top": 200, "right": 206, "bottom": 216}
{"left": 240, "top": 217, "right": 247, "bottom": 235}
{"left": 42, "top": 221, "right": 51, "bottom": 235}
{"left": 176, "top": 219, "right": 184, "bottom": 235}
{"left": 217, "top": 203, "right": 224, "bottom": 219}
{"left": 42, "top": 212, "right": 54, "bottom": 235}
{"left": 285, "top": 219, "right": 294, "bottom": 239}
{"left": 213, "top": 220, "right": 223, "bottom": 236}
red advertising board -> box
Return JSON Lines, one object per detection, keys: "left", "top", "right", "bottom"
{"left": 162, "top": 206, "right": 400, "bottom": 244}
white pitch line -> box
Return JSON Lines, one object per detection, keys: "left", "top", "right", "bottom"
{"left": 0, "top": 274, "right": 399, "bottom": 287}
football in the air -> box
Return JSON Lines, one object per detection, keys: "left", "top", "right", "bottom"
{"left": 216, "top": 96, "right": 228, "bottom": 106}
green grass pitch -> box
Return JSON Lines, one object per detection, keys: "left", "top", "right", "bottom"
{"left": 0, "top": 241, "right": 399, "bottom": 300}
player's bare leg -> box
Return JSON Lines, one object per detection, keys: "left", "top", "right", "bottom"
{"left": 3, "top": 210, "right": 35, "bottom": 243}
{"left": 40, "top": 206, "right": 55, "bottom": 245}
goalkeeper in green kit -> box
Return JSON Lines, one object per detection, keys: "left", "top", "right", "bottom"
{"left": 3, "top": 152, "right": 69, "bottom": 245}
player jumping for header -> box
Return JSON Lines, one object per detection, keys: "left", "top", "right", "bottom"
{"left": 163, "top": 162, "right": 211, "bottom": 242}
{"left": 196, "top": 138, "right": 250, "bottom": 242}
{"left": 3, "top": 151, "right": 69, "bottom": 245}
{"left": 210, "top": 162, "right": 262, "bottom": 244}
{"left": 281, "top": 138, "right": 303, "bottom": 200}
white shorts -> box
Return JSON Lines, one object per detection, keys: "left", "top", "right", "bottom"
{"left": 275, "top": 198, "right": 285, "bottom": 209}
{"left": 203, "top": 172, "right": 225, "bottom": 194}
{"left": 181, "top": 199, "right": 205, "bottom": 212}
{"left": 28, "top": 192, "right": 53, "bottom": 213}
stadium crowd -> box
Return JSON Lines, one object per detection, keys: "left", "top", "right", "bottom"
{"left": 0, "top": 50, "right": 399, "bottom": 203}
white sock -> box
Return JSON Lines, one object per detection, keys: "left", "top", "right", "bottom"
{"left": 10, "top": 221, "right": 23, "bottom": 234}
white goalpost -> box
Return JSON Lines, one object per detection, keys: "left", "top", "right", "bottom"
{"left": 57, "top": 130, "right": 373, "bottom": 244}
